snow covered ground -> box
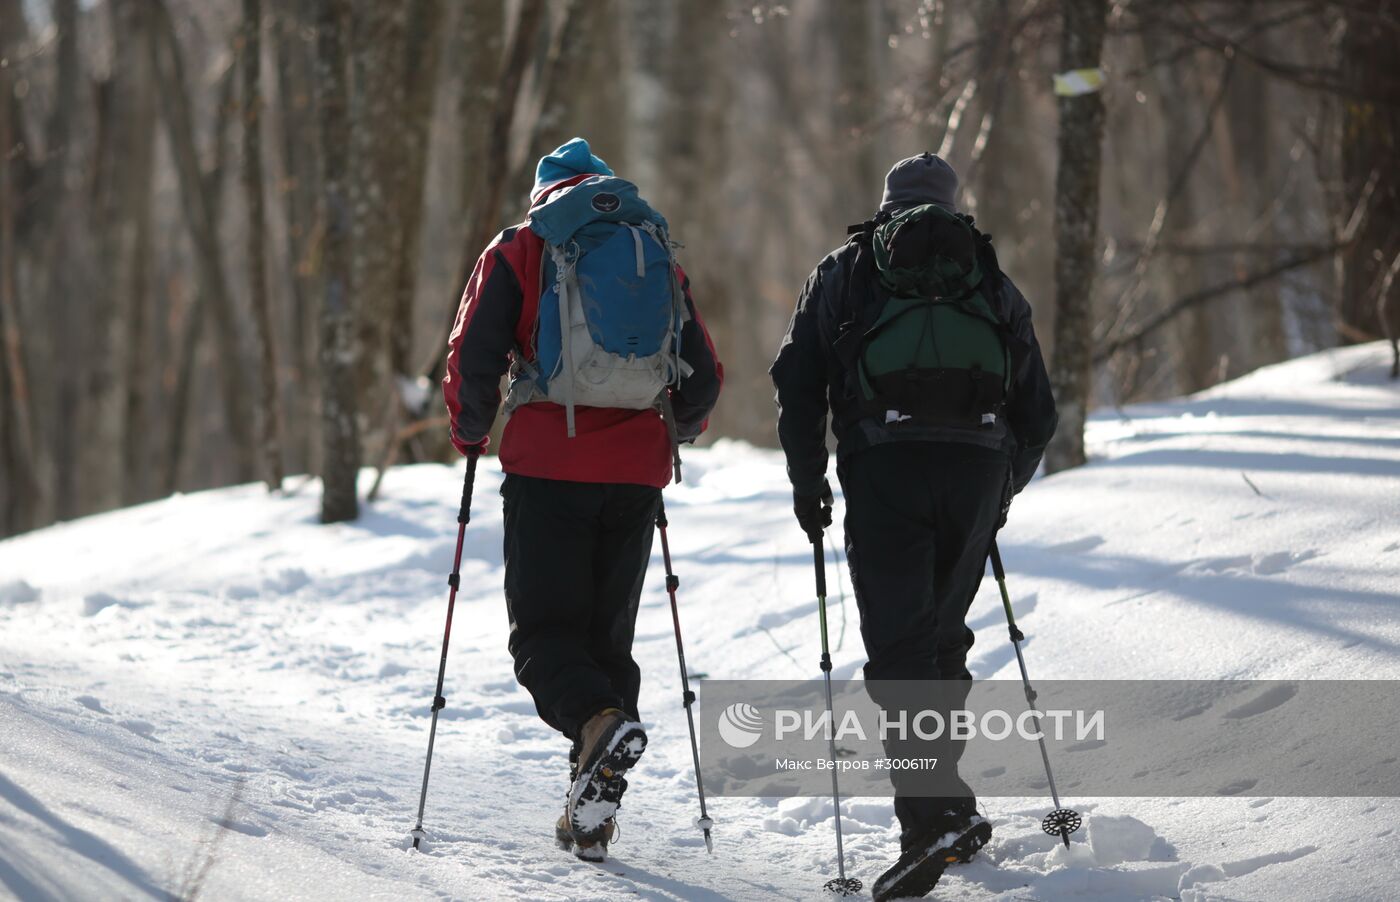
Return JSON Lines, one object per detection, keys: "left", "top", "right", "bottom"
{"left": 1, "top": 342, "right": 1397, "bottom": 901}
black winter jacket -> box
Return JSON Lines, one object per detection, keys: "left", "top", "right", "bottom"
{"left": 770, "top": 234, "right": 1058, "bottom": 499}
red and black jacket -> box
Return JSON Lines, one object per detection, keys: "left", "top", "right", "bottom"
{"left": 443, "top": 177, "right": 724, "bottom": 488}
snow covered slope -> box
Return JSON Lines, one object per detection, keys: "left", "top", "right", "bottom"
{"left": 1, "top": 343, "right": 1397, "bottom": 901}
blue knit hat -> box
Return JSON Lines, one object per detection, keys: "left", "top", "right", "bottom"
{"left": 533, "top": 137, "right": 613, "bottom": 199}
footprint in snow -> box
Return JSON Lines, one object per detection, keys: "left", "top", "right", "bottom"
{"left": 75, "top": 695, "right": 109, "bottom": 714}
{"left": 1197, "top": 555, "right": 1253, "bottom": 574}
{"left": 118, "top": 719, "right": 157, "bottom": 740}
{"left": 1197, "top": 550, "right": 1319, "bottom": 576}
{"left": 1222, "top": 682, "right": 1298, "bottom": 719}
{"left": 218, "top": 818, "right": 269, "bottom": 838}
{"left": 1047, "top": 535, "right": 1104, "bottom": 554}
{"left": 81, "top": 592, "right": 144, "bottom": 617}
{"left": 0, "top": 580, "right": 41, "bottom": 605}
{"left": 263, "top": 568, "right": 311, "bottom": 593}
{"left": 1253, "top": 549, "right": 1319, "bottom": 574}
{"left": 1178, "top": 844, "right": 1318, "bottom": 896}
{"left": 1216, "top": 777, "right": 1259, "bottom": 795}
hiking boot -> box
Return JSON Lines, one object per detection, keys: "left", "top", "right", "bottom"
{"left": 566, "top": 708, "right": 646, "bottom": 841}
{"left": 555, "top": 812, "right": 619, "bottom": 862}
{"left": 873, "top": 808, "right": 993, "bottom": 902}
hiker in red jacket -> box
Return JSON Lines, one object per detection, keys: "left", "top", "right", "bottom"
{"left": 443, "top": 137, "right": 722, "bottom": 861}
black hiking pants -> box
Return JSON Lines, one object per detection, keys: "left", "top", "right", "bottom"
{"left": 838, "top": 441, "right": 1007, "bottom": 835}
{"left": 502, "top": 474, "right": 661, "bottom": 742}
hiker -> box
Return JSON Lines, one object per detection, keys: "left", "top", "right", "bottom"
{"left": 771, "top": 152, "right": 1057, "bottom": 900}
{"left": 443, "top": 137, "right": 723, "bottom": 861}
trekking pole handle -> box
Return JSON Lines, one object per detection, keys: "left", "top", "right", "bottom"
{"left": 989, "top": 539, "right": 1007, "bottom": 582}
{"left": 458, "top": 452, "right": 480, "bottom": 525}
{"left": 812, "top": 538, "right": 827, "bottom": 599}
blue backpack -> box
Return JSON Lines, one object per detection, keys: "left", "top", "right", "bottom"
{"left": 506, "top": 177, "right": 691, "bottom": 444}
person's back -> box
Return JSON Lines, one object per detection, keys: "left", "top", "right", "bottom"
{"left": 444, "top": 137, "right": 722, "bottom": 862}
{"left": 771, "top": 152, "right": 1056, "bottom": 901}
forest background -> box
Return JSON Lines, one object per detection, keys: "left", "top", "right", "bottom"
{"left": 1, "top": 0, "right": 1395, "bottom": 534}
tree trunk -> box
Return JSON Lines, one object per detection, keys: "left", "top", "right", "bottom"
{"left": 148, "top": 0, "right": 254, "bottom": 483}
{"left": 1043, "top": 0, "right": 1108, "bottom": 474}
{"left": 164, "top": 61, "right": 238, "bottom": 496}
{"left": 349, "top": 0, "right": 408, "bottom": 434}
{"left": 390, "top": 0, "right": 446, "bottom": 378}
{"left": 432, "top": 0, "right": 546, "bottom": 383}
{"left": 1151, "top": 56, "right": 1217, "bottom": 395}
{"left": 1336, "top": 1, "right": 1400, "bottom": 342}
{"left": 316, "top": 0, "right": 360, "bottom": 523}
{"left": 242, "top": 0, "right": 285, "bottom": 491}
{"left": 0, "top": 17, "right": 40, "bottom": 535}
{"left": 456, "top": 0, "right": 506, "bottom": 239}
{"left": 272, "top": 0, "right": 322, "bottom": 478}
{"left": 91, "top": 0, "right": 157, "bottom": 508}
{"left": 1220, "top": 3, "right": 1288, "bottom": 372}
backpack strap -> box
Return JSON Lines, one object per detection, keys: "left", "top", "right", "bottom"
{"left": 643, "top": 220, "right": 690, "bottom": 484}
{"left": 846, "top": 208, "right": 891, "bottom": 241}
{"left": 549, "top": 242, "right": 581, "bottom": 437}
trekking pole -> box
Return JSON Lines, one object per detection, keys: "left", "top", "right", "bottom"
{"left": 410, "top": 452, "right": 480, "bottom": 851}
{"left": 656, "top": 501, "right": 715, "bottom": 854}
{"left": 813, "top": 538, "right": 862, "bottom": 896}
{"left": 989, "top": 540, "right": 1081, "bottom": 848}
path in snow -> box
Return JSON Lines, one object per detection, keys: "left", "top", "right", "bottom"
{"left": 1, "top": 343, "right": 1398, "bottom": 900}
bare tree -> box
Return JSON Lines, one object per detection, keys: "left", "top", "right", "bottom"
{"left": 367, "top": 0, "right": 551, "bottom": 496}
{"left": 451, "top": 0, "right": 548, "bottom": 307}
{"left": 391, "top": 0, "right": 447, "bottom": 379}
{"left": 1044, "top": 0, "right": 1109, "bottom": 474}
{"left": 316, "top": 0, "right": 360, "bottom": 523}
{"left": 273, "top": 0, "right": 322, "bottom": 476}
{"left": 242, "top": 0, "right": 285, "bottom": 491}
{"left": 1221, "top": 0, "right": 1289, "bottom": 371}
{"left": 148, "top": 0, "right": 255, "bottom": 483}
{"left": 0, "top": 1, "right": 40, "bottom": 534}
{"left": 349, "top": 0, "right": 409, "bottom": 432}
{"left": 1336, "top": 1, "right": 1400, "bottom": 343}
{"left": 113, "top": 2, "right": 157, "bottom": 507}
{"left": 91, "top": 0, "right": 158, "bottom": 508}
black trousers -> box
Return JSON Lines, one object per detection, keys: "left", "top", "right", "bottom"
{"left": 502, "top": 474, "right": 661, "bottom": 741}
{"left": 838, "top": 441, "right": 1007, "bottom": 833}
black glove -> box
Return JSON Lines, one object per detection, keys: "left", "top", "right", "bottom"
{"left": 794, "top": 479, "right": 834, "bottom": 542}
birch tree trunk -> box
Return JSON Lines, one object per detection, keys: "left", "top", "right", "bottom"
{"left": 316, "top": 0, "right": 361, "bottom": 523}
{"left": 1043, "top": 0, "right": 1108, "bottom": 474}
{"left": 242, "top": 0, "right": 285, "bottom": 491}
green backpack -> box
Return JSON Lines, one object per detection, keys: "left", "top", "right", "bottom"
{"left": 847, "top": 204, "right": 1011, "bottom": 428}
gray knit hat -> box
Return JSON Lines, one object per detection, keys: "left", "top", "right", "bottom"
{"left": 880, "top": 152, "right": 959, "bottom": 212}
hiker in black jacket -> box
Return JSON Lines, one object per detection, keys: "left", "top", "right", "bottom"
{"left": 771, "top": 153, "right": 1057, "bottom": 901}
